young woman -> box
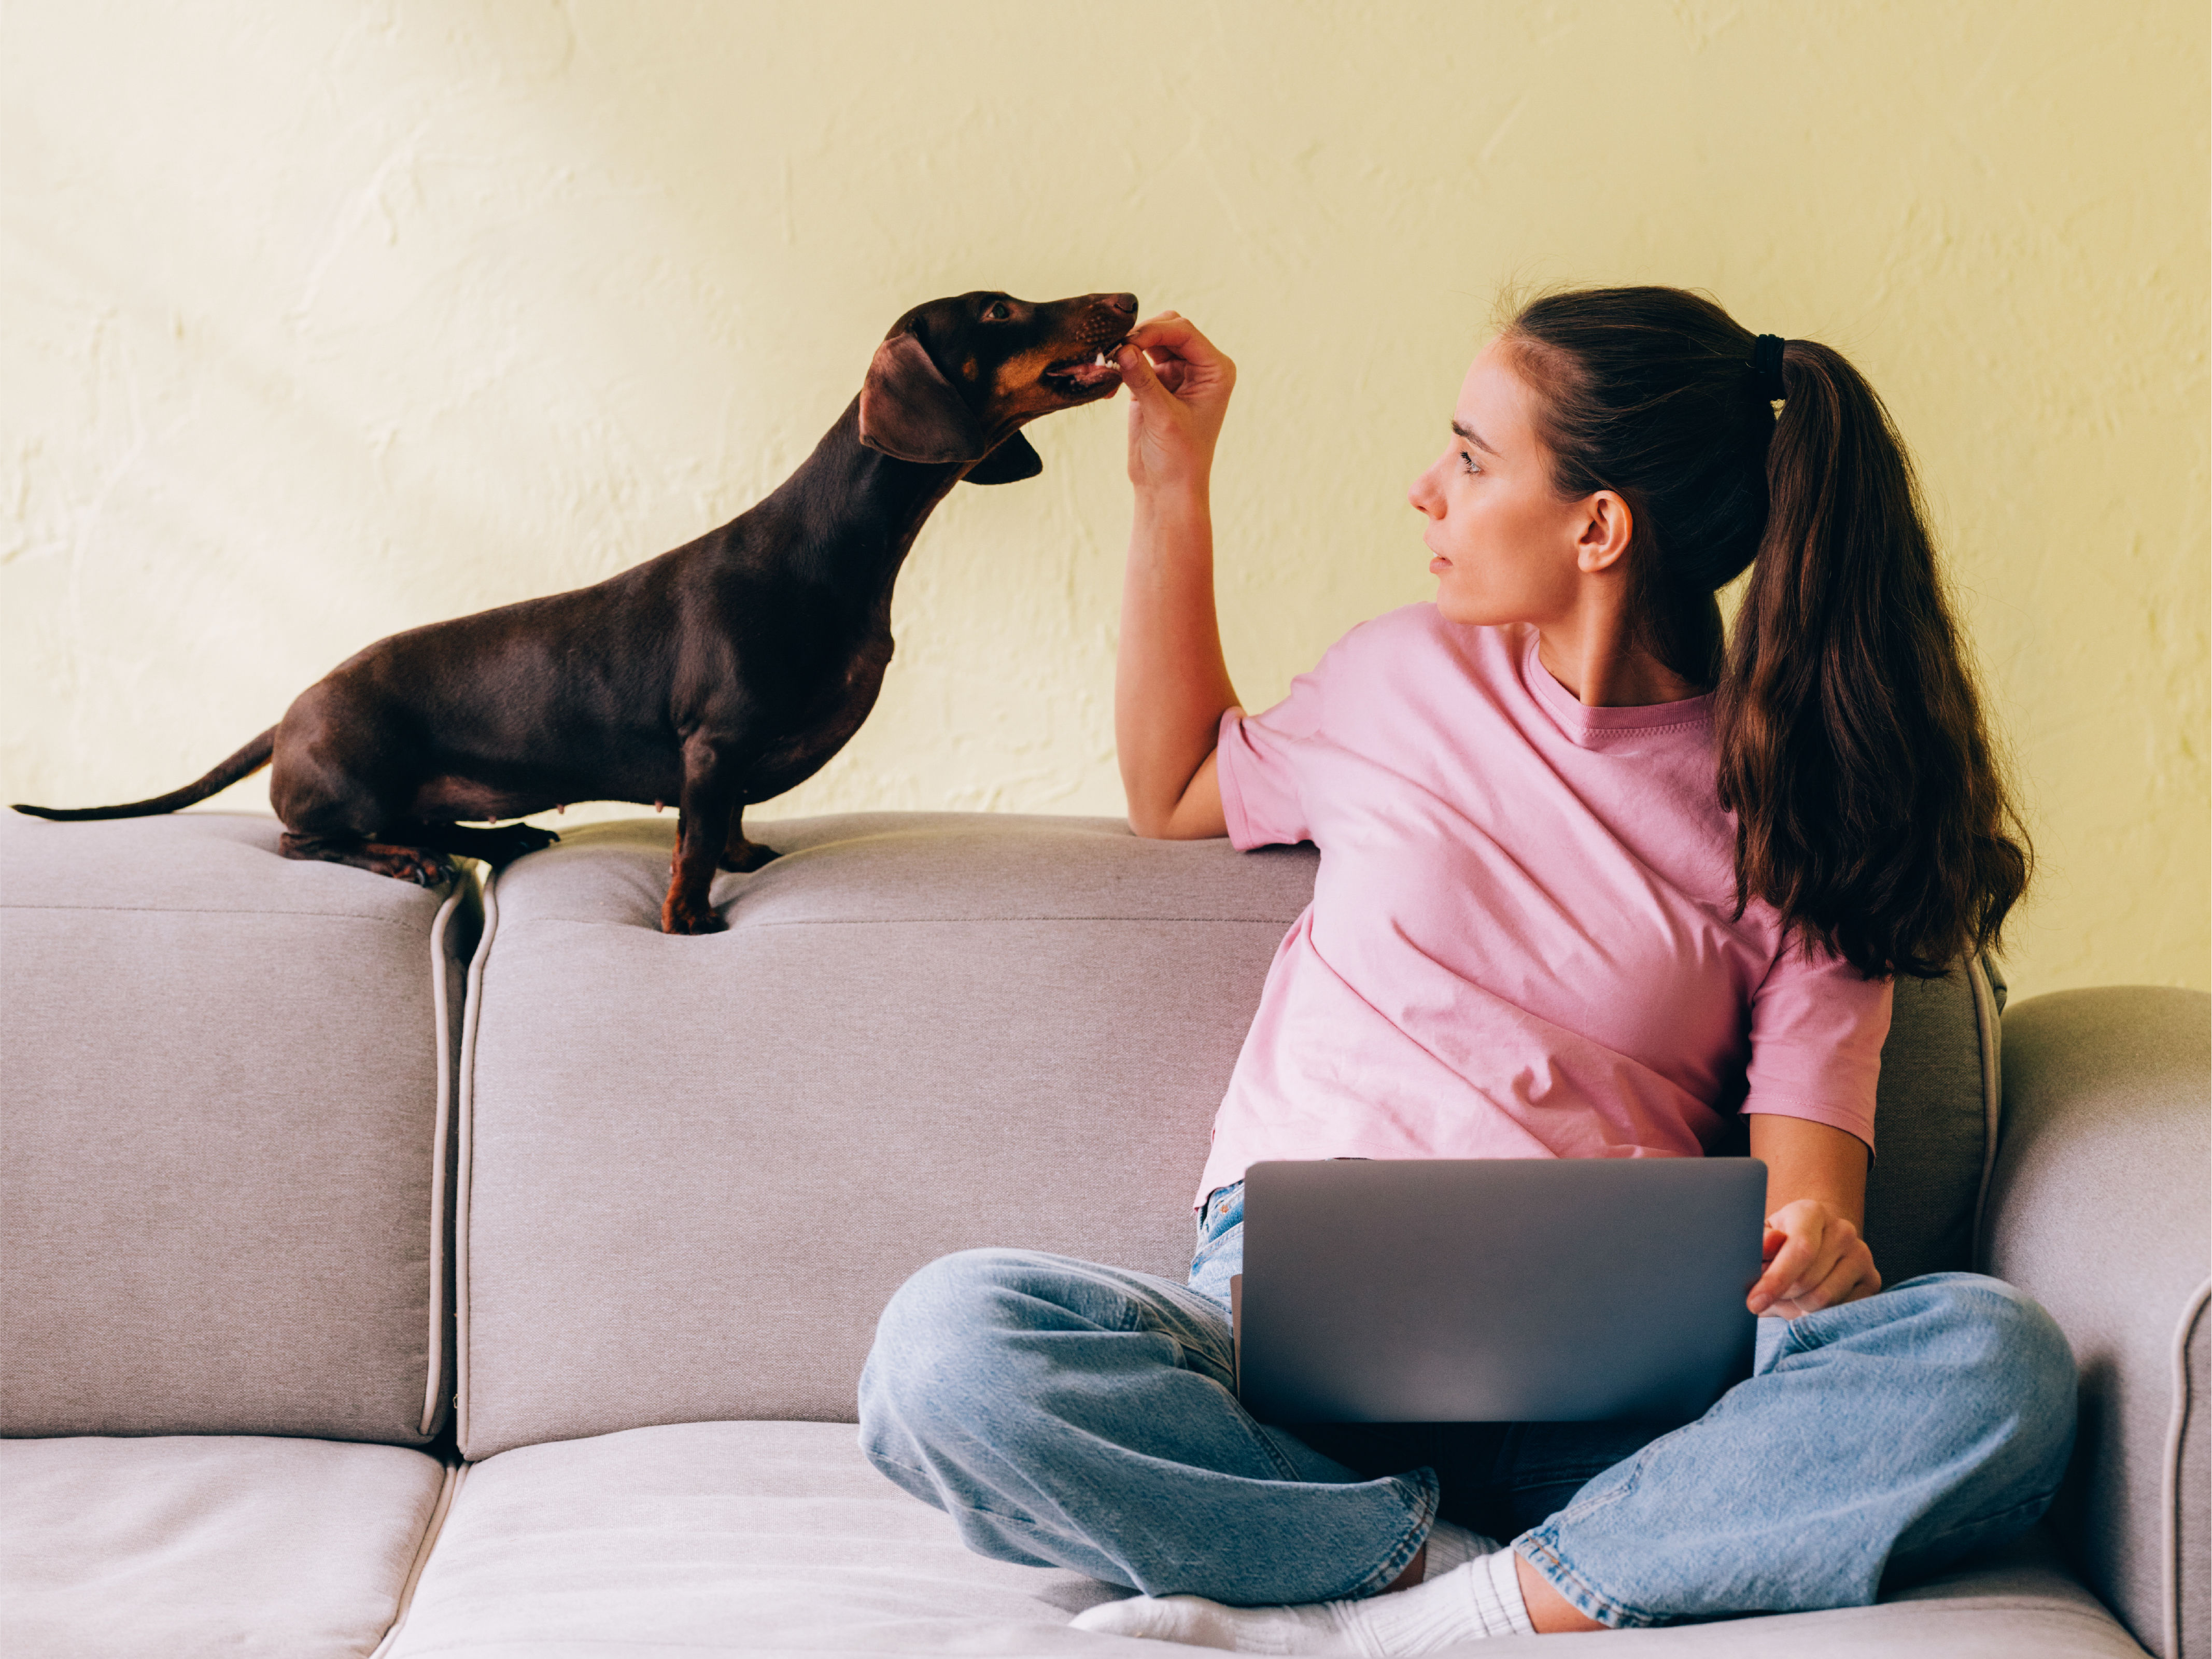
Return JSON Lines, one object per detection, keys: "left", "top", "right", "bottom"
{"left": 857, "top": 287, "right": 2076, "bottom": 1650}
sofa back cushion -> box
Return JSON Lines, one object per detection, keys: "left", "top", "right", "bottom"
{"left": 0, "top": 814, "right": 474, "bottom": 1443}
{"left": 457, "top": 814, "right": 1997, "bottom": 1457}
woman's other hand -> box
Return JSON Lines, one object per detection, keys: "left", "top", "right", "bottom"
{"left": 1118, "top": 313, "right": 1236, "bottom": 495}
{"left": 1749, "top": 1198, "right": 1882, "bottom": 1318}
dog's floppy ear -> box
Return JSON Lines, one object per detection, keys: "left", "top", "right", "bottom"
{"left": 858, "top": 332, "right": 990, "bottom": 464}
{"left": 962, "top": 431, "right": 1042, "bottom": 486}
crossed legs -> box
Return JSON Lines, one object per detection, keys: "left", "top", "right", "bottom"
{"left": 858, "top": 1248, "right": 2076, "bottom": 1633}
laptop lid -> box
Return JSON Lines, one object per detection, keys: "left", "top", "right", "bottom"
{"left": 1235, "top": 1158, "right": 1767, "bottom": 1425}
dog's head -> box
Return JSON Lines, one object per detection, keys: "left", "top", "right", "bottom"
{"left": 858, "top": 290, "right": 1136, "bottom": 483}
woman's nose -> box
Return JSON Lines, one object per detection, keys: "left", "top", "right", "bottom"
{"left": 1408, "top": 465, "right": 1444, "bottom": 517}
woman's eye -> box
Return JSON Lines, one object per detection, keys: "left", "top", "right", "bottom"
{"left": 1457, "top": 451, "right": 1481, "bottom": 475}
{"left": 982, "top": 302, "right": 1011, "bottom": 322}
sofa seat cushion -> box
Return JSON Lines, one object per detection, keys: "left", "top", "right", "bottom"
{"left": 0, "top": 1435, "right": 450, "bottom": 1658}
{"left": 389, "top": 1419, "right": 1126, "bottom": 1656}
{"left": 384, "top": 1420, "right": 2143, "bottom": 1657}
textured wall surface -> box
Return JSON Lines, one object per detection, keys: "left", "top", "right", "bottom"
{"left": 5, "top": 2, "right": 2205, "bottom": 999}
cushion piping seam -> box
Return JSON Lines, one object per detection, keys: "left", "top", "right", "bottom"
{"left": 368, "top": 1458, "right": 465, "bottom": 1659}
{"left": 418, "top": 882, "right": 463, "bottom": 1439}
{"left": 2163, "top": 1278, "right": 2210, "bottom": 1659}
{"left": 452, "top": 867, "right": 500, "bottom": 1459}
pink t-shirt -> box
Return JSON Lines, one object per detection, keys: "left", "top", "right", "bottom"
{"left": 1197, "top": 604, "right": 1891, "bottom": 1206}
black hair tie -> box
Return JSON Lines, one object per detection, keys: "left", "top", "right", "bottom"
{"left": 1750, "top": 334, "right": 1787, "bottom": 401}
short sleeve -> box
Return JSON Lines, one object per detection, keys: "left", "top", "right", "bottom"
{"left": 1214, "top": 653, "right": 1334, "bottom": 851}
{"left": 1740, "top": 941, "right": 1893, "bottom": 1154}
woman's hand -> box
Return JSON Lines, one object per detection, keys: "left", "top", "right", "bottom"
{"left": 1749, "top": 1198, "right": 1882, "bottom": 1319}
{"left": 1117, "top": 313, "right": 1236, "bottom": 495}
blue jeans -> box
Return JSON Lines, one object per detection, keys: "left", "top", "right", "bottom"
{"left": 857, "top": 1182, "right": 2077, "bottom": 1626}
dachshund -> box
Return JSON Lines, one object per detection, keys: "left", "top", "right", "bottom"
{"left": 15, "top": 290, "right": 1135, "bottom": 933}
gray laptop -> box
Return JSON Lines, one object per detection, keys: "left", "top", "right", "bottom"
{"left": 1233, "top": 1158, "right": 1767, "bottom": 1424}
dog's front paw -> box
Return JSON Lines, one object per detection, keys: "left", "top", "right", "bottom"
{"left": 659, "top": 890, "right": 728, "bottom": 935}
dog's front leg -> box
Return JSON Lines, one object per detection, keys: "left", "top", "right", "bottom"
{"left": 663, "top": 735, "right": 742, "bottom": 935}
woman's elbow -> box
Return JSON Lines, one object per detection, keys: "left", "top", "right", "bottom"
{"left": 1126, "top": 805, "right": 1187, "bottom": 840}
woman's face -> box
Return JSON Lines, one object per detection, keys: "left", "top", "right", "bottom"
{"left": 1408, "top": 339, "right": 1606, "bottom": 628}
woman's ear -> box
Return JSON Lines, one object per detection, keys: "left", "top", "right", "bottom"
{"left": 1575, "top": 490, "right": 1635, "bottom": 574}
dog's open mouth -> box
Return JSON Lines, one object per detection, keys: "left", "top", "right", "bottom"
{"left": 1042, "top": 345, "right": 1126, "bottom": 397}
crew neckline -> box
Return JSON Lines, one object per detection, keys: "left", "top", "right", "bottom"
{"left": 1519, "top": 628, "right": 1715, "bottom": 732}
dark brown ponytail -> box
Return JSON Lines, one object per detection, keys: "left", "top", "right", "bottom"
{"left": 1502, "top": 286, "right": 2029, "bottom": 978}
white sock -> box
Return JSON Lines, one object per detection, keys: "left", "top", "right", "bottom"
{"left": 1466, "top": 1549, "right": 1538, "bottom": 1639}
{"left": 1419, "top": 1519, "right": 1492, "bottom": 1578}
{"left": 1067, "top": 1537, "right": 1535, "bottom": 1654}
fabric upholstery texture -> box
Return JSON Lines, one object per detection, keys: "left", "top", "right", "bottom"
{"left": 457, "top": 814, "right": 1314, "bottom": 1455}
{"left": 457, "top": 813, "right": 1993, "bottom": 1457}
{"left": 0, "top": 810, "right": 2181, "bottom": 1656}
{"left": 1984, "top": 987, "right": 2211, "bottom": 1659}
{"left": 0, "top": 813, "right": 476, "bottom": 1441}
{"left": 385, "top": 1419, "right": 2143, "bottom": 1658}
{"left": 0, "top": 1434, "right": 448, "bottom": 1658}
{"left": 1862, "top": 960, "right": 1999, "bottom": 1284}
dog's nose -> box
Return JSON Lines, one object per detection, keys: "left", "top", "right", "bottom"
{"left": 1106, "top": 292, "right": 1138, "bottom": 315}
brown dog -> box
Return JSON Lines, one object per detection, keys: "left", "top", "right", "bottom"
{"left": 15, "top": 290, "right": 1134, "bottom": 933}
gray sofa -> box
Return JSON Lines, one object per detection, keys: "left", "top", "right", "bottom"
{"left": 2, "top": 810, "right": 2203, "bottom": 1658}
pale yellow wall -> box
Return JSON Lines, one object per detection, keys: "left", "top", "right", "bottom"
{"left": 5, "top": 2, "right": 2205, "bottom": 999}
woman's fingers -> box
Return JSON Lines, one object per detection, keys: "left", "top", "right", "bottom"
{"left": 1748, "top": 1214, "right": 1822, "bottom": 1313}
{"left": 1119, "top": 311, "right": 1233, "bottom": 493}
{"left": 1767, "top": 1251, "right": 1880, "bottom": 1320}
{"left": 1753, "top": 1209, "right": 1835, "bottom": 1312}
{"left": 1114, "top": 341, "right": 1202, "bottom": 406}
{"left": 1749, "top": 1252, "right": 1808, "bottom": 1315}
{"left": 1126, "top": 308, "right": 1188, "bottom": 346}
{"left": 1750, "top": 1202, "right": 1877, "bottom": 1317}
{"left": 1126, "top": 312, "right": 1225, "bottom": 373}
{"left": 1799, "top": 1249, "right": 1879, "bottom": 1313}
{"left": 1114, "top": 341, "right": 1171, "bottom": 406}
{"left": 1115, "top": 337, "right": 1160, "bottom": 384}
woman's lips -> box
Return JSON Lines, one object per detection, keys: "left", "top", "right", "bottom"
{"left": 1429, "top": 556, "right": 1451, "bottom": 573}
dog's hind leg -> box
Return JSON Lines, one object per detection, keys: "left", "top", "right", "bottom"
{"left": 279, "top": 832, "right": 456, "bottom": 888}
{"left": 719, "top": 808, "right": 777, "bottom": 873}
{"left": 267, "top": 685, "right": 462, "bottom": 884}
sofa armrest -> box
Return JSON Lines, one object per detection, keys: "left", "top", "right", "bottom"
{"left": 1982, "top": 986, "right": 2209, "bottom": 1659}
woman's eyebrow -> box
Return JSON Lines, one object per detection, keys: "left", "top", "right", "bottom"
{"left": 1451, "top": 419, "right": 1498, "bottom": 455}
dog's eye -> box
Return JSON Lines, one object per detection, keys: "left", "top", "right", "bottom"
{"left": 981, "top": 301, "right": 1012, "bottom": 322}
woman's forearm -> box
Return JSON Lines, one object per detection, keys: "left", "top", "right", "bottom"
{"left": 1118, "top": 484, "right": 1239, "bottom": 837}
{"left": 1746, "top": 1113, "right": 1869, "bottom": 1226}
{"left": 1746, "top": 1112, "right": 1879, "bottom": 1315}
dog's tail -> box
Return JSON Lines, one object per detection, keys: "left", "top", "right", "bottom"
{"left": 12, "top": 727, "right": 278, "bottom": 821}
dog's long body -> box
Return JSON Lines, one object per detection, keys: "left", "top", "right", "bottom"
{"left": 16, "top": 290, "right": 1134, "bottom": 933}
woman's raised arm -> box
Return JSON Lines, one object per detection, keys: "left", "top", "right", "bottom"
{"left": 1114, "top": 315, "right": 1237, "bottom": 840}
